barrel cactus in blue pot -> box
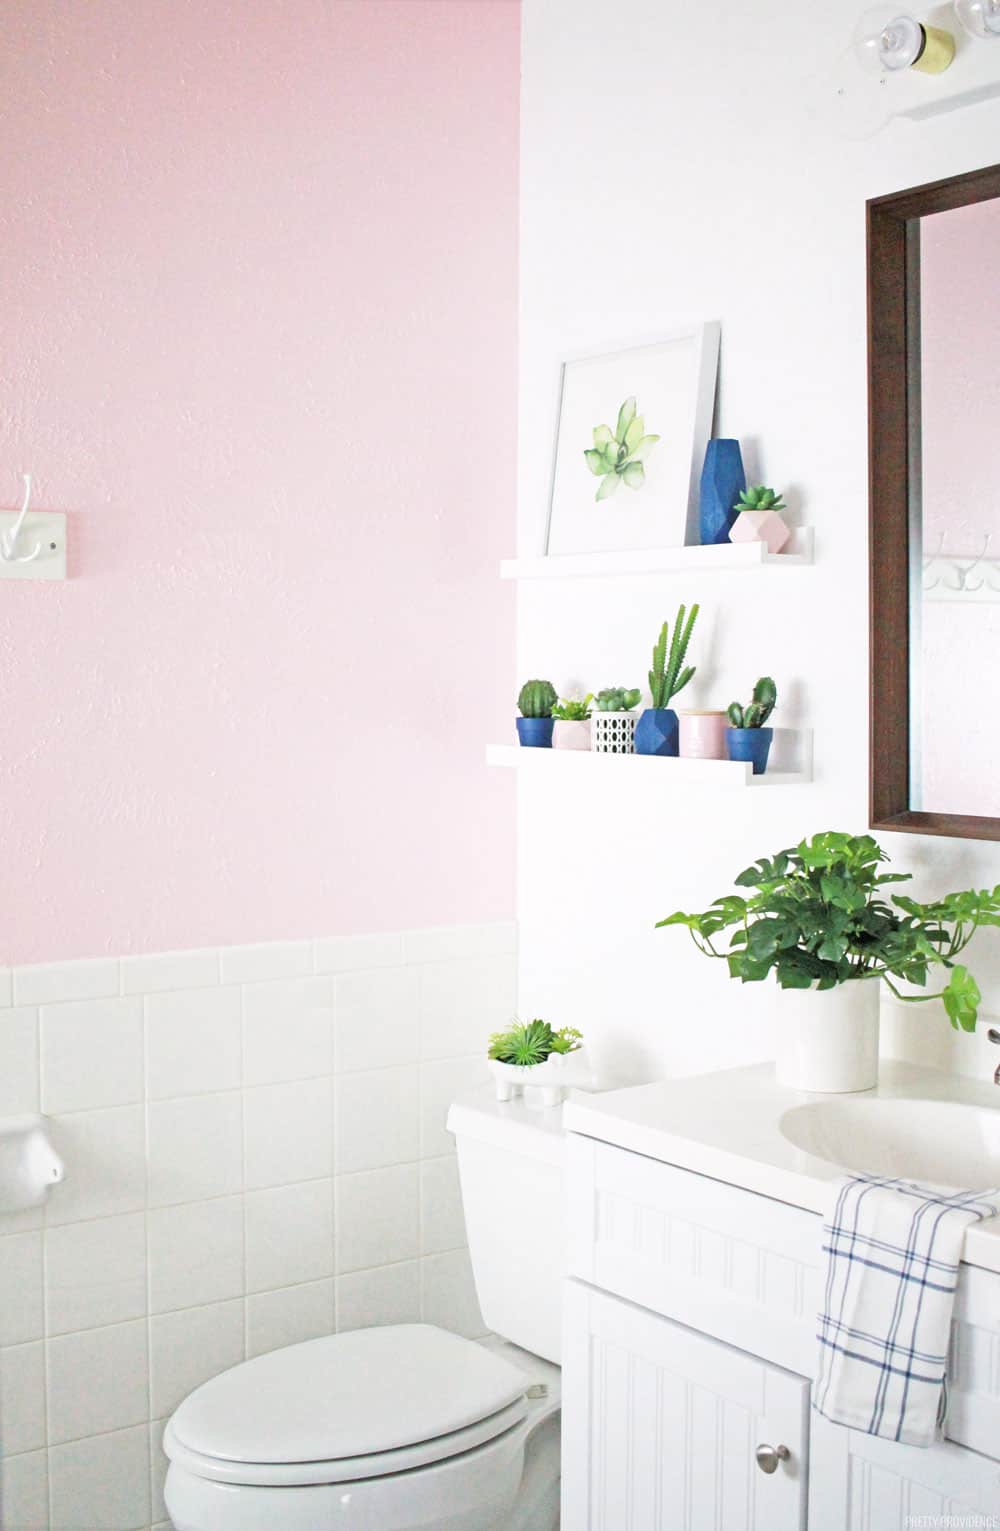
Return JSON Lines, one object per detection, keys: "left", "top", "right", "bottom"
{"left": 725, "top": 676, "right": 777, "bottom": 774}
{"left": 634, "top": 605, "right": 699, "bottom": 757}
{"left": 516, "top": 679, "right": 558, "bottom": 747}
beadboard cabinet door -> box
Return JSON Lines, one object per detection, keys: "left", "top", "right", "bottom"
{"left": 562, "top": 1279, "right": 810, "bottom": 1531}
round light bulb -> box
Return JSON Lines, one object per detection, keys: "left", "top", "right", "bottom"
{"left": 954, "top": 0, "right": 1000, "bottom": 36}
{"left": 853, "top": 7, "right": 926, "bottom": 71}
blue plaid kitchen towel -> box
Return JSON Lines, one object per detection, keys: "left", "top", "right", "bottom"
{"left": 815, "top": 1175, "right": 1000, "bottom": 1446}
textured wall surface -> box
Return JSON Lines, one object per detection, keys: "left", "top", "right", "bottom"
{"left": 0, "top": 0, "right": 518, "bottom": 963}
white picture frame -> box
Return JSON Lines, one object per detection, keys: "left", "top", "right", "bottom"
{"left": 543, "top": 323, "right": 720, "bottom": 558}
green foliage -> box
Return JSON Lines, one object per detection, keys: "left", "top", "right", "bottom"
{"left": 488, "top": 1019, "right": 584, "bottom": 1066}
{"left": 517, "top": 679, "right": 557, "bottom": 718}
{"left": 657, "top": 830, "right": 1000, "bottom": 1032}
{"left": 595, "top": 687, "right": 642, "bottom": 713}
{"left": 736, "top": 485, "right": 787, "bottom": 514}
{"left": 551, "top": 694, "right": 594, "bottom": 721}
{"left": 584, "top": 396, "right": 661, "bottom": 503}
{"left": 727, "top": 676, "right": 777, "bottom": 730}
{"left": 648, "top": 605, "right": 699, "bottom": 709}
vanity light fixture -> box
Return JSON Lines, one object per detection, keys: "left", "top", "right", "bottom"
{"left": 954, "top": 0, "right": 1000, "bottom": 36}
{"left": 853, "top": 5, "right": 956, "bottom": 73}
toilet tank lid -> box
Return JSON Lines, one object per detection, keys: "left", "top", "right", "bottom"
{"left": 168, "top": 1325, "right": 529, "bottom": 1466}
{"left": 446, "top": 1085, "right": 568, "bottom": 1165}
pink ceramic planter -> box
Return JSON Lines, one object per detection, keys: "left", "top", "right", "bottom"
{"left": 553, "top": 719, "right": 592, "bottom": 751}
{"left": 728, "top": 509, "right": 790, "bottom": 554}
{"left": 678, "top": 711, "right": 728, "bottom": 760}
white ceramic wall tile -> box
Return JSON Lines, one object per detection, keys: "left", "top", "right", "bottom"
{"left": 121, "top": 947, "right": 219, "bottom": 996}
{"left": 0, "top": 968, "right": 13, "bottom": 1007}
{"left": 220, "top": 940, "right": 313, "bottom": 985}
{"left": 333, "top": 967, "right": 420, "bottom": 1073}
{"left": 45, "top": 1105, "right": 146, "bottom": 1227}
{"left": 246, "top": 1278, "right": 335, "bottom": 1359}
{"left": 48, "top": 1423, "right": 150, "bottom": 1530}
{"left": 147, "top": 1196, "right": 244, "bottom": 1314}
{"left": 146, "top": 1092, "right": 243, "bottom": 1207}
{"left": 0, "top": 1447, "right": 48, "bottom": 1525}
{"left": 242, "top": 977, "right": 332, "bottom": 1086}
{"left": 336, "top": 1259, "right": 422, "bottom": 1333}
{"left": 243, "top": 1078, "right": 331, "bottom": 1190}
{"left": 144, "top": 985, "right": 242, "bottom": 1101}
{"left": 419, "top": 1056, "right": 490, "bottom": 1158}
{"left": 45, "top": 1213, "right": 146, "bottom": 1336}
{"left": 245, "top": 1179, "right": 334, "bottom": 1294}
{"left": 420, "top": 1248, "right": 487, "bottom": 1340}
{"left": 148, "top": 1299, "right": 244, "bottom": 1419}
{"left": 334, "top": 1065, "right": 420, "bottom": 1175}
{"left": 335, "top": 1164, "right": 419, "bottom": 1274}
{"left": 40, "top": 996, "right": 144, "bottom": 1115}
{"left": 420, "top": 1155, "right": 467, "bottom": 1256}
{"left": 46, "top": 1318, "right": 148, "bottom": 1444}
{"left": 0, "top": 1008, "right": 38, "bottom": 1116}
{"left": 0, "top": 1341, "right": 45, "bottom": 1455}
{"left": 402, "top": 921, "right": 517, "bottom": 964}
{"left": 313, "top": 932, "right": 404, "bottom": 973}
{"left": 150, "top": 1417, "right": 168, "bottom": 1524}
{"left": 0, "top": 1231, "right": 43, "bottom": 1347}
{"left": 14, "top": 957, "right": 119, "bottom": 1008}
{"left": 419, "top": 955, "right": 517, "bottom": 1060}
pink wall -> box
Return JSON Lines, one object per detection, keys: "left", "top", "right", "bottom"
{"left": 0, "top": 1, "right": 518, "bottom": 963}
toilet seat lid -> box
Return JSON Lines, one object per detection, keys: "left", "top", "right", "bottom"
{"left": 168, "top": 1324, "right": 529, "bottom": 1467}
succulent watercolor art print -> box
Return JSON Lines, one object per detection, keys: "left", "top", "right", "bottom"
{"left": 583, "top": 396, "right": 660, "bottom": 503}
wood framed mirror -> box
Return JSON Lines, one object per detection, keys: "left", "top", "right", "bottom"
{"left": 868, "top": 162, "right": 1000, "bottom": 841}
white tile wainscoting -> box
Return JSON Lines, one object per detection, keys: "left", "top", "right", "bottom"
{"left": 0, "top": 920, "right": 516, "bottom": 1531}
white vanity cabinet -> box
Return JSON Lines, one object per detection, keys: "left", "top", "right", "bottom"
{"left": 562, "top": 1132, "right": 1000, "bottom": 1530}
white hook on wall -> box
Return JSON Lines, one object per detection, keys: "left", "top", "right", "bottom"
{"left": 1, "top": 475, "right": 42, "bottom": 564}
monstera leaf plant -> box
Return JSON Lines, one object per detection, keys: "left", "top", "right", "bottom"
{"left": 584, "top": 397, "right": 660, "bottom": 503}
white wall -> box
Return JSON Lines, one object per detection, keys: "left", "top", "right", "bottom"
{"left": 517, "top": 0, "right": 1000, "bottom": 1089}
{"left": 0, "top": 924, "right": 511, "bottom": 1531}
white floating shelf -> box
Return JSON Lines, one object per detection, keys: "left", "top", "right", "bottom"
{"left": 500, "top": 528, "right": 812, "bottom": 582}
{"left": 487, "top": 729, "right": 812, "bottom": 788}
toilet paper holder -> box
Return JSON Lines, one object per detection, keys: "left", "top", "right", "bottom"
{"left": 0, "top": 1115, "right": 65, "bottom": 1212}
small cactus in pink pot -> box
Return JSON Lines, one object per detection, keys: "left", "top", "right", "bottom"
{"left": 728, "top": 484, "right": 790, "bottom": 554}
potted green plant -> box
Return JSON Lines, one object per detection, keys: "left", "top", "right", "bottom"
{"left": 728, "top": 485, "right": 790, "bottom": 554}
{"left": 658, "top": 831, "right": 1000, "bottom": 1092}
{"left": 634, "top": 605, "right": 699, "bottom": 757}
{"left": 551, "top": 694, "right": 594, "bottom": 751}
{"left": 726, "top": 677, "right": 777, "bottom": 774}
{"left": 592, "top": 687, "right": 643, "bottom": 754}
{"left": 516, "top": 679, "right": 557, "bottom": 748}
{"left": 487, "top": 1019, "right": 585, "bottom": 1105}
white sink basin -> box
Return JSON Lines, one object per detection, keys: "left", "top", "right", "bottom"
{"left": 780, "top": 1097, "right": 1000, "bottom": 1192}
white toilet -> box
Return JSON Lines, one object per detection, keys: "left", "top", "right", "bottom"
{"left": 163, "top": 1086, "right": 566, "bottom": 1530}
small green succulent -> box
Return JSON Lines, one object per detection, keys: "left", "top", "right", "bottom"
{"left": 595, "top": 687, "right": 642, "bottom": 713}
{"left": 518, "top": 679, "right": 558, "bottom": 718}
{"left": 551, "top": 694, "right": 593, "bottom": 721}
{"left": 727, "top": 676, "right": 777, "bottom": 730}
{"left": 584, "top": 397, "right": 660, "bottom": 503}
{"left": 736, "top": 485, "right": 787, "bottom": 514}
{"left": 488, "top": 1019, "right": 584, "bottom": 1066}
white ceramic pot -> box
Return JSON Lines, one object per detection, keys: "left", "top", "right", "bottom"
{"left": 591, "top": 711, "right": 637, "bottom": 754}
{"left": 774, "top": 981, "right": 880, "bottom": 1093}
{"left": 552, "top": 719, "right": 591, "bottom": 751}
{"left": 487, "top": 1049, "right": 587, "bottom": 1106}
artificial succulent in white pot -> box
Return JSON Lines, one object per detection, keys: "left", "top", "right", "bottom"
{"left": 487, "top": 1019, "right": 585, "bottom": 1105}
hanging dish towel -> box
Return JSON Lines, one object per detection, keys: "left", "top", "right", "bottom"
{"left": 815, "top": 1174, "right": 999, "bottom": 1447}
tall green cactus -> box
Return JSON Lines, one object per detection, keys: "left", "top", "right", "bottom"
{"left": 648, "top": 605, "right": 699, "bottom": 709}
{"left": 517, "top": 679, "right": 557, "bottom": 718}
{"left": 727, "top": 676, "right": 777, "bottom": 729}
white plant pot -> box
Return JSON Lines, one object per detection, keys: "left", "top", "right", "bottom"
{"left": 553, "top": 719, "right": 591, "bottom": 751}
{"left": 774, "top": 982, "right": 880, "bottom": 1094}
{"left": 591, "top": 711, "right": 638, "bottom": 754}
{"left": 488, "top": 1049, "right": 587, "bottom": 1106}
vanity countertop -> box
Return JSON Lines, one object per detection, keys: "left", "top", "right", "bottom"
{"left": 564, "top": 1060, "right": 1000, "bottom": 1275}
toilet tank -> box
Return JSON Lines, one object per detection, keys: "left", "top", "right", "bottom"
{"left": 447, "top": 1087, "right": 567, "bottom": 1365}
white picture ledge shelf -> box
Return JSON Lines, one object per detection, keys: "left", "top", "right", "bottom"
{"left": 500, "top": 528, "right": 813, "bottom": 581}
{"left": 487, "top": 729, "right": 813, "bottom": 788}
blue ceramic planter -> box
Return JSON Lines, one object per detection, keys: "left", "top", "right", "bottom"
{"left": 699, "top": 439, "right": 746, "bottom": 546}
{"left": 634, "top": 708, "right": 679, "bottom": 757}
{"left": 516, "top": 716, "right": 554, "bottom": 748}
{"left": 726, "top": 726, "right": 773, "bottom": 775}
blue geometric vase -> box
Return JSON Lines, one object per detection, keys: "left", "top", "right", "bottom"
{"left": 633, "top": 708, "right": 679, "bottom": 757}
{"left": 699, "top": 439, "right": 746, "bottom": 546}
